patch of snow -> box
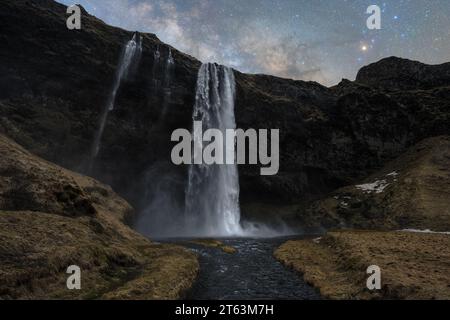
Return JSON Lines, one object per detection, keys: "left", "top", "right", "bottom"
{"left": 218, "top": 265, "right": 228, "bottom": 273}
{"left": 386, "top": 171, "right": 399, "bottom": 177}
{"left": 313, "top": 237, "right": 322, "bottom": 244}
{"left": 400, "top": 229, "right": 450, "bottom": 235}
{"left": 340, "top": 201, "right": 349, "bottom": 207}
{"left": 356, "top": 179, "right": 389, "bottom": 194}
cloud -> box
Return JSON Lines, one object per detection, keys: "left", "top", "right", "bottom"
{"left": 235, "top": 26, "right": 329, "bottom": 83}
{"left": 124, "top": 1, "right": 331, "bottom": 83}
{"left": 60, "top": 0, "right": 339, "bottom": 85}
{"left": 114, "top": 1, "right": 219, "bottom": 62}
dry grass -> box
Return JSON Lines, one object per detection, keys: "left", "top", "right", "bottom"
{"left": 303, "top": 136, "right": 450, "bottom": 231}
{"left": 275, "top": 230, "right": 450, "bottom": 300}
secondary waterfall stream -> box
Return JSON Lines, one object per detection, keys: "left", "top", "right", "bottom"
{"left": 87, "top": 33, "right": 142, "bottom": 171}
{"left": 184, "top": 63, "right": 243, "bottom": 237}
{"left": 160, "top": 48, "right": 175, "bottom": 121}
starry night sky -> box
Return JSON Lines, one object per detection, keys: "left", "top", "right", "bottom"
{"left": 58, "top": 0, "right": 450, "bottom": 86}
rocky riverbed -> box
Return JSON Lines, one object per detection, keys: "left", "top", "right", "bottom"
{"left": 173, "top": 238, "right": 321, "bottom": 300}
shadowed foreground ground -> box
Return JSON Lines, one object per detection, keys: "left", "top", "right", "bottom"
{"left": 0, "top": 134, "right": 198, "bottom": 299}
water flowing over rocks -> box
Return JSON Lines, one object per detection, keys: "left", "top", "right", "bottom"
{"left": 185, "top": 238, "right": 321, "bottom": 300}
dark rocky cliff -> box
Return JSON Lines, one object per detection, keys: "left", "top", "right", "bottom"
{"left": 0, "top": 0, "right": 199, "bottom": 208}
{"left": 356, "top": 56, "right": 450, "bottom": 90}
{"left": 1, "top": 0, "right": 449, "bottom": 227}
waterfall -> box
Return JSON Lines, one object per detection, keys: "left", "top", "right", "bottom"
{"left": 88, "top": 33, "right": 142, "bottom": 169}
{"left": 135, "top": 62, "right": 291, "bottom": 238}
{"left": 164, "top": 48, "right": 174, "bottom": 87}
{"left": 134, "top": 48, "right": 179, "bottom": 238}
{"left": 151, "top": 44, "right": 161, "bottom": 92}
{"left": 107, "top": 33, "right": 142, "bottom": 113}
{"left": 184, "top": 63, "right": 243, "bottom": 237}
{"left": 160, "top": 48, "right": 175, "bottom": 120}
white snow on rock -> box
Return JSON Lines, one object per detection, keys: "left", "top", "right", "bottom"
{"left": 386, "top": 171, "right": 399, "bottom": 177}
{"left": 355, "top": 172, "right": 400, "bottom": 194}
{"left": 356, "top": 179, "right": 389, "bottom": 194}
{"left": 312, "top": 237, "right": 322, "bottom": 244}
{"left": 400, "top": 229, "right": 450, "bottom": 235}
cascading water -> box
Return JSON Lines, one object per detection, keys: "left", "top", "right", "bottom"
{"left": 184, "top": 63, "right": 243, "bottom": 237}
{"left": 87, "top": 33, "right": 142, "bottom": 170}
{"left": 160, "top": 48, "right": 175, "bottom": 120}
{"left": 107, "top": 33, "right": 142, "bottom": 112}
{"left": 151, "top": 44, "right": 161, "bottom": 92}
{"left": 165, "top": 48, "right": 174, "bottom": 82}
{"left": 136, "top": 63, "right": 291, "bottom": 238}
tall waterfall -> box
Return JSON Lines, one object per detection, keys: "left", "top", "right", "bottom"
{"left": 88, "top": 33, "right": 142, "bottom": 169}
{"left": 136, "top": 62, "right": 291, "bottom": 238}
{"left": 184, "top": 63, "right": 243, "bottom": 237}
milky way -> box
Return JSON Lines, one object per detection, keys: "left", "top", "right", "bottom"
{"left": 58, "top": 0, "right": 450, "bottom": 86}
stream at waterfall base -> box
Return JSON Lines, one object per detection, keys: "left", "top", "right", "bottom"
{"left": 161, "top": 237, "right": 322, "bottom": 300}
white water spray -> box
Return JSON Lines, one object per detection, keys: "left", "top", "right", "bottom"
{"left": 164, "top": 48, "right": 174, "bottom": 86}
{"left": 89, "top": 33, "right": 142, "bottom": 166}
{"left": 136, "top": 63, "right": 293, "bottom": 238}
{"left": 184, "top": 63, "right": 243, "bottom": 237}
{"left": 167, "top": 48, "right": 174, "bottom": 67}
{"left": 108, "top": 33, "right": 142, "bottom": 112}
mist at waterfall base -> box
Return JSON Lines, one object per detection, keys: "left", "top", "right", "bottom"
{"left": 135, "top": 63, "right": 294, "bottom": 238}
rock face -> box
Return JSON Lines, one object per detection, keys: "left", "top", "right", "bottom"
{"left": 229, "top": 65, "right": 450, "bottom": 221}
{"left": 0, "top": 134, "right": 198, "bottom": 299}
{"left": 298, "top": 136, "right": 450, "bottom": 231}
{"left": 1, "top": 0, "right": 450, "bottom": 229}
{"left": 0, "top": 0, "right": 199, "bottom": 209}
{"left": 356, "top": 56, "right": 450, "bottom": 90}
